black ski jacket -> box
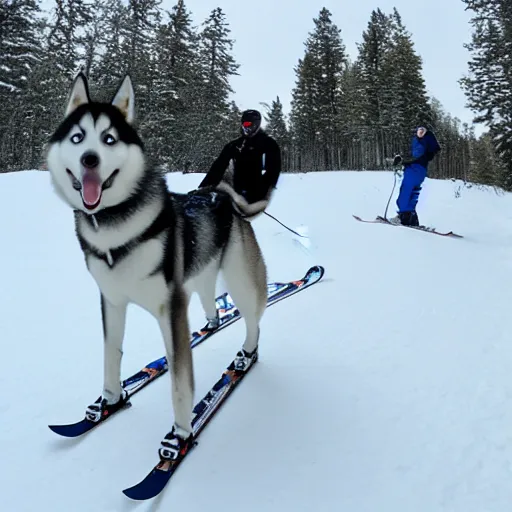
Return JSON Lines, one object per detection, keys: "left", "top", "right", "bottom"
{"left": 199, "top": 130, "right": 281, "bottom": 204}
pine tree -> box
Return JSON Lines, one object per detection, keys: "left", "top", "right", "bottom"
{"left": 468, "top": 131, "right": 507, "bottom": 188}
{"left": 2, "top": 0, "right": 99, "bottom": 169}
{"left": 289, "top": 53, "right": 316, "bottom": 170}
{"left": 119, "top": 0, "right": 161, "bottom": 128}
{"left": 199, "top": 8, "right": 238, "bottom": 103}
{"left": 152, "top": 0, "right": 202, "bottom": 168}
{"left": 0, "top": 1, "right": 44, "bottom": 93}
{"left": 337, "top": 60, "right": 375, "bottom": 170}
{"left": 460, "top": 0, "right": 512, "bottom": 188}
{"left": 339, "top": 60, "right": 367, "bottom": 132}
{"left": 47, "top": 0, "right": 95, "bottom": 76}
{"left": 194, "top": 7, "right": 239, "bottom": 170}
{"left": 355, "top": 8, "right": 402, "bottom": 168}
{"left": 382, "top": 9, "right": 431, "bottom": 133}
{"left": 356, "top": 8, "right": 394, "bottom": 129}
{"left": 30, "top": 0, "right": 97, "bottom": 119}
{"left": 289, "top": 8, "right": 348, "bottom": 171}
{"left": 81, "top": 1, "right": 111, "bottom": 79}
{"left": 91, "top": 0, "right": 128, "bottom": 95}
{"left": 264, "top": 96, "right": 290, "bottom": 170}
{"left": 0, "top": 0, "right": 46, "bottom": 169}
{"left": 265, "top": 96, "right": 288, "bottom": 144}
{"left": 354, "top": 8, "right": 432, "bottom": 166}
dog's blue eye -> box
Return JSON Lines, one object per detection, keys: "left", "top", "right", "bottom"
{"left": 71, "top": 133, "right": 83, "bottom": 144}
{"left": 103, "top": 134, "right": 116, "bottom": 145}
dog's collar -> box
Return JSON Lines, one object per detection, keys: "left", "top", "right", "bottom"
{"left": 83, "top": 208, "right": 169, "bottom": 268}
{"left": 89, "top": 215, "right": 114, "bottom": 265}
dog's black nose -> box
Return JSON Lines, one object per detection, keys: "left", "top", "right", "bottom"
{"left": 81, "top": 151, "right": 100, "bottom": 169}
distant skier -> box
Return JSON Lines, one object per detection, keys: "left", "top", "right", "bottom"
{"left": 198, "top": 109, "right": 282, "bottom": 206}
{"left": 390, "top": 126, "right": 441, "bottom": 226}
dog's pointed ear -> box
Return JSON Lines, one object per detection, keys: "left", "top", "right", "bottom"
{"left": 65, "top": 72, "right": 90, "bottom": 117}
{"left": 111, "top": 75, "right": 135, "bottom": 124}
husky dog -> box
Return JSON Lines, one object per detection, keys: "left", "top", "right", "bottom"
{"left": 46, "top": 73, "right": 268, "bottom": 458}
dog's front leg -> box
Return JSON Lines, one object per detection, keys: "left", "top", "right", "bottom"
{"left": 157, "top": 286, "right": 195, "bottom": 460}
{"left": 84, "top": 295, "right": 128, "bottom": 423}
{"left": 101, "top": 295, "right": 128, "bottom": 403}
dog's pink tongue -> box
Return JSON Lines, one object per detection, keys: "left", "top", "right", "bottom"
{"left": 82, "top": 169, "right": 102, "bottom": 206}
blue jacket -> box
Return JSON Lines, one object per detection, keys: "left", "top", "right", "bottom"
{"left": 404, "top": 130, "right": 441, "bottom": 170}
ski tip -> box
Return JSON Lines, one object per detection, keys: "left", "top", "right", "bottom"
{"left": 48, "top": 420, "right": 92, "bottom": 438}
{"left": 122, "top": 487, "right": 151, "bottom": 501}
{"left": 312, "top": 265, "right": 325, "bottom": 279}
{"left": 122, "top": 468, "right": 172, "bottom": 501}
{"left": 307, "top": 264, "right": 324, "bottom": 275}
{"left": 48, "top": 425, "right": 68, "bottom": 436}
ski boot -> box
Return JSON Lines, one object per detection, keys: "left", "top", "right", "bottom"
{"left": 201, "top": 313, "right": 220, "bottom": 332}
{"left": 231, "top": 348, "right": 259, "bottom": 372}
{"left": 409, "top": 211, "right": 420, "bottom": 226}
{"left": 390, "top": 211, "right": 419, "bottom": 227}
{"left": 85, "top": 389, "right": 130, "bottom": 423}
{"left": 159, "top": 425, "right": 195, "bottom": 461}
{"left": 398, "top": 211, "right": 419, "bottom": 227}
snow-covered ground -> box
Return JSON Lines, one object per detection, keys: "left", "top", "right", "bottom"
{"left": 2, "top": 169, "right": 512, "bottom": 512}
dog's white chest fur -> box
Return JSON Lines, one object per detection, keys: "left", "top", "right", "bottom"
{"left": 78, "top": 205, "right": 170, "bottom": 315}
{"left": 88, "top": 240, "right": 168, "bottom": 314}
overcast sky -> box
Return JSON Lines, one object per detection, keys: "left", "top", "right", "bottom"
{"left": 160, "top": 0, "right": 476, "bottom": 129}
{"left": 41, "top": 0, "right": 478, "bottom": 130}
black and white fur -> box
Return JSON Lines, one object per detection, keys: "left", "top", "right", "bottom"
{"left": 46, "top": 73, "right": 268, "bottom": 443}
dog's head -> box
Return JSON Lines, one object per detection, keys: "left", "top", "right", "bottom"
{"left": 46, "top": 73, "right": 145, "bottom": 214}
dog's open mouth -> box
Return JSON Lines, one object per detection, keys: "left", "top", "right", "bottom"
{"left": 67, "top": 168, "right": 120, "bottom": 211}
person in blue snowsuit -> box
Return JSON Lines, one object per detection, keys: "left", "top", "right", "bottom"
{"left": 391, "top": 126, "right": 441, "bottom": 227}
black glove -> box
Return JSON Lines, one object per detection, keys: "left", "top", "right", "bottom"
{"left": 392, "top": 155, "right": 402, "bottom": 166}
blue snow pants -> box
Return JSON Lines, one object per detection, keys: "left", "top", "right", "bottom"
{"left": 396, "top": 164, "right": 427, "bottom": 213}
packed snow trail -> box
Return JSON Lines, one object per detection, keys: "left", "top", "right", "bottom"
{"left": 1, "top": 170, "right": 512, "bottom": 511}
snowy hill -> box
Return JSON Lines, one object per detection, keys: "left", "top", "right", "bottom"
{"left": 2, "top": 169, "right": 512, "bottom": 512}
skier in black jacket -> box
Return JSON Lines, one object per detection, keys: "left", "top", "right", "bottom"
{"left": 199, "top": 109, "right": 282, "bottom": 204}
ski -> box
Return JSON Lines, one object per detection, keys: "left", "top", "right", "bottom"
{"left": 189, "top": 264, "right": 325, "bottom": 350}
{"left": 48, "top": 265, "right": 325, "bottom": 437}
{"left": 122, "top": 350, "right": 258, "bottom": 501}
{"left": 353, "top": 214, "right": 463, "bottom": 239}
